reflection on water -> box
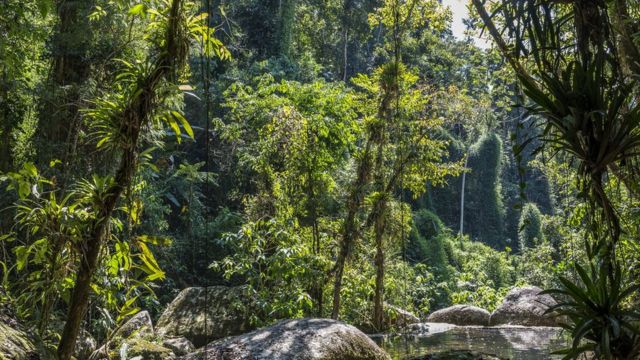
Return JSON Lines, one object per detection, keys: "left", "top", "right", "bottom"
{"left": 371, "top": 324, "right": 568, "bottom": 360}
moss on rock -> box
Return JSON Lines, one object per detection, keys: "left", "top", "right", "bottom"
{"left": 119, "top": 338, "right": 174, "bottom": 360}
{"left": 156, "top": 286, "right": 255, "bottom": 347}
{"left": 0, "top": 323, "right": 37, "bottom": 360}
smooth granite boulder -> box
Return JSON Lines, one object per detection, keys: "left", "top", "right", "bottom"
{"left": 427, "top": 305, "right": 490, "bottom": 326}
{"left": 156, "top": 286, "right": 255, "bottom": 347}
{"left": 180, "top": 318, "right": 390, "bottom": 360}
{"left": 489, "top": 286, "right": 558, "bottom": 327}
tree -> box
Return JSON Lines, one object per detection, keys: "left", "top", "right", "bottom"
{"left": 408, "top": 209, "right": 451, "bottom": 282}
{"left": 518, "top": 202, "right": 543, "bottom": 250}
{"left": 331, "top": 0, "right": 460, "bottom": 327}
{"left": 473, "top": 0, "right": 640, "bottom": 356}
{"left": 465, "top": 132, "right": 505, "bottom": 248}
{"left": 53, "top": 1, "right": 228, "bottom": 357}
{"left": 0, "top": 0, "right": 50, "bottom": 173}
{"left": 214, "top": 75, "right": 360, "bottom": 319}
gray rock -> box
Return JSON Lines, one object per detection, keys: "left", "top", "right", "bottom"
{"left": 489, "top": 286, "right": 558, "bottom": 327}
{"left": 427, "top": 305, "right": 490, "bottom": 326}
{"left": 156, "top": 286, "right": 255, "bottom": 347}
{"left": 88, "top": 311, "right": 156, "bottom": 360}
{"left": 163, "top": 337, "right": 194, "bottom": 356}
{"left": 409, "top": 350, "right": 504, "bottom": 360}
{"left": 358, "top": 304, "right": 420, "bottom": 333}
{"left": 0, "top": 294, "right": 38, "bottom": 360}
{"left": 74, "top": 329, "right": 97, "bottom": 360}
{"left": 384, "top": 304, "right": 420, "bottom": 329}
{"left": 180, "top": 318, "right": 390, "bottom": 360}
{"left": 0, "top": 322, "right": 37, "bottom": 360}
{"left": 119, "top": 338, "right": 175, "bottom": 360}
{"left": 115, "top": 310, "right": 154, "bottom": 339}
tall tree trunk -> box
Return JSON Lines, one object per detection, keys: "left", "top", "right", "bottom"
{"left": 341, "top": 0, "right": 353, "bottom": 81}
{"left": 331, "top": 137, "right": 374, "bottom": 319}
{"left": 0, "top": 70, "right": 10, "bottom": 173}
{"left": 459, "top": 155, "right": 468, "bottom": 239}
{"left": 273, "top": 0, "right": 296, "bottom": 57}
{"left": 372, "top": 197, "right": 387, "bottom": 330}
{"left": 56, "top": 1, "right": 187, "bottom": 358}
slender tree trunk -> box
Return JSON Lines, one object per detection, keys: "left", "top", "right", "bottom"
{"left": 459, "top": 155, "right": 468, "bottom": 239}
{"left": 373, "top": 198, "right": 387, "bottom": 331}
{"left": 306, "top": 160, "right": 323, "bottom": 316}
{"left": 57, "top": 215, "right": 111, "bottom": 360}
{"left": 341, "top": 0, "right": 353, "bottom": 81}
{"left": 273, "top": 0, "right": 295, "bottom": 57}
{"left": 331, "top": 251, "right": 346, "bottom": 319}
{"left": 331, "top": 137, "right": 374, "bottom": 319}
{"left": 57, "top": 1, "right": 186, "bottom": 358}
{"left": 342, "top": 28, "right": 349, "bottom": 82}
{"left": 0, "top": 70, "right": 11, "bottom": 172}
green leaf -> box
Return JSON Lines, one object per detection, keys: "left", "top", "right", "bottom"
{"left": 23, "top": 163, "right": 37, "bottom": 177}
{"left": 172, "top": 111, "right": 194, "bottom": 139}
{"left": 14, "top": 246, "right": 29, "bottom": 271}
{"left": 137, "top": 235, "right": 172, "bottom": 246}
{"left": 166, "top": 114, "right": 181, "bottom": 143}
{"left": 128, "top": 4, "right": 145, "bottom": 16}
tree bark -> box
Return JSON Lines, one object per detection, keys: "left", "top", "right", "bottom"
{"left": 459, "top": 155, "right": 468, "bottom": 239}
{"left": 341, "top": 0, "right": 353, "bottom": 81}
{"left": 0, "top": 70, "right": 10, "bottom": 172}
{"left": 56, "top": 1, "right": 187, "bottom": 358}
{"left": 331, "top": 136, "right": 374, "bottom": 319}
{"left": 372, "top": 196, "right": 387, "bottom": 331}
{"left": 612, "top": 0, "right": 640, "bottom": 75}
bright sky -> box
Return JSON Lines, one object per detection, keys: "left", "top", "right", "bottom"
{"left": 441, "top": 0, "right": 491, "bottom": 49}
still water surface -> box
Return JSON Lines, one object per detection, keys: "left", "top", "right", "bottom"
{"left": 371, "top": 324, "right": 568, "bottom": 359}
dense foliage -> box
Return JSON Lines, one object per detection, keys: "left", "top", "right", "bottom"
{"left": 0, "top": 0, "right": 638, "bottom": 359}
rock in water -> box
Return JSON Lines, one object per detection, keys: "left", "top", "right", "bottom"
{"left": 427, "top": 305, "right": 490, "bottom": 326}
{"left": 489, "top": 286, "right": 558, "bottom": 327}
{"left": 180, "top": 318, "right": 390, "bottom": 360}
{"left": 409, "top": 350, "right": 504, "bottom": 360}
{"left": 156, "top": 286, "right": 255, "bottom": 347}
{"left": 358, "top": 304, "right": 420, "bottom": 333}
{"left": 384, "top": 304, "right": 420, "bottom": 329}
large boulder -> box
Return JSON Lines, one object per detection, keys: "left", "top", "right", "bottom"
{"left": 384, "top": 304, "right": 420, "bottom": 329}
{"left": 489, "top": 286, "right": 558, "bottom": 327}
{"left": 156, "top": 286, "right": 255, "bottom": 347}
{"left": 89, "top": 311, "right": 165, "bottom": 360}
{"left": 409, "top": 351, "right": 504, "bottom": 360}
{"left": 113, "top": 310, "right": 154, "bottom": 339}
{"left": 358, "top": 304, "right": 420, "bottom": 333}
{"left": 180, "top": 318, "right": 390, "bottom": 360}
{"left": 0, "top": 297, "right": 39, "bottom": 360}
{"left": 0, "top": 322, "right": 37, "bottom": 360}
{"left": 427, "top": 305, "right": 490, "bottom": 326}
